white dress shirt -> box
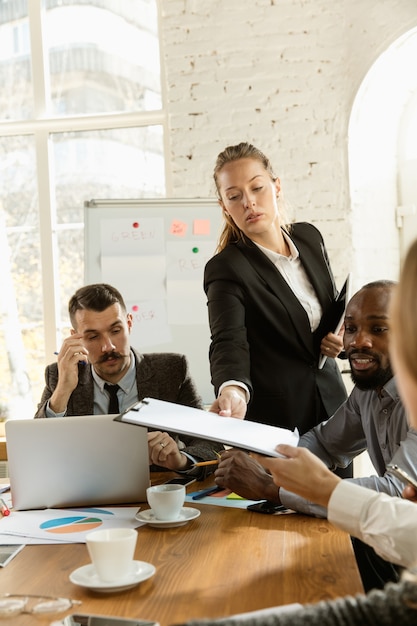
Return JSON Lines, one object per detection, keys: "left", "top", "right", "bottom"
{"left": 255, "top": 231, "right": 322, "bottom": 332}
{"left": 328, "top": 480, "right": 417, "bottom": 567}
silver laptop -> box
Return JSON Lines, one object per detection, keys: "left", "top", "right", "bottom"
{"left": 6, "top": 415, "right": 150, "bottom": 510}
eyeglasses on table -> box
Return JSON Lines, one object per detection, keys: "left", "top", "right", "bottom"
{"left": 0, "top": 594, "right": 81, "bottom": 618}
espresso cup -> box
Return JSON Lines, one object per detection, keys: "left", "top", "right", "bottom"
{"left": 85, "top": 527, "right": 137, "bottom": 582}
{"left": 146, "top": 484, "right": 185, "bottom": 521}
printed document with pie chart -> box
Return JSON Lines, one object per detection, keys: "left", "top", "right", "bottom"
{"left": 0, "top": 507, "right": 141, "bottom": 544}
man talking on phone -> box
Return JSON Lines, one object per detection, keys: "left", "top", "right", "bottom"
{"left": 35, "top": 283, "right": 224, "bottom": 478}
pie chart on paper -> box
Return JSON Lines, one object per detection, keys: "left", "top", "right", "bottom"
{"left": 40, "top": 515, "right": 103, "bottom": 534}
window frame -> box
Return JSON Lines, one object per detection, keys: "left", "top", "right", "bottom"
{"left": 0, "top": 0, "right": 169, "bottom": 368}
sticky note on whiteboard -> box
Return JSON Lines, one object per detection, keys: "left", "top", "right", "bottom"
{"left": 193, "top": 219, "right": 211, "bottom": 235}
{"left": 170, "top": 220, "right": 188, "bottom": 237}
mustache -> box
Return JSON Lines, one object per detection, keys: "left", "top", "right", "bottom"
{"left": 98, "top": 351, "right": 128, "bottom": 363}
{"left": 346, "top": 348, "right": 380, "bottom": 362}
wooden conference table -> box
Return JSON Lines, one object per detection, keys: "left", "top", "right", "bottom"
{"left": 1, "top": 473, "right": 363, "bottom": 626}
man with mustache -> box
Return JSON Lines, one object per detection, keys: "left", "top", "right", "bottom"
{"left": 215, "top": 280, "right": 416, "bottom": 589}
{"left": 35, "top": 283, "right": 223, "bottom": 476}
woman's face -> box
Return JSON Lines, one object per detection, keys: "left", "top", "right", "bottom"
{"left": 217, "top": 158, "right": 281, "bottom": 240}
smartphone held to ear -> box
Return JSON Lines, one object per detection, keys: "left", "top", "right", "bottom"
{"left": 63, "top": 614, "right": 158, "bottom": 626}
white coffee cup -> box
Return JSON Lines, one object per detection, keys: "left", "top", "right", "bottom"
{"left": 85, "top": 527, "right": 137, "bottom": 582}
{"left": 146, "top": 484, "right": 185, "bottom": 521}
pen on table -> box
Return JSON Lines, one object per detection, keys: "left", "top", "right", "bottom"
{"left": 192, "top": 486, "right": 223, "bottom": 500}
{"left": 193, "top": 459, "right": 219, "bottom": 467}
{"left": 0, "top": 498, "right": 10, "bottom": 516}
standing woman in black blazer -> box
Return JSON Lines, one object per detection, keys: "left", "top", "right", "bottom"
{"left": 205, "top": 142, "right": 347, "bottom": 436}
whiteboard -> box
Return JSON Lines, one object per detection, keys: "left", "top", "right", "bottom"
{"left": 84, "top": 198, "right": 223, "bottom": 404}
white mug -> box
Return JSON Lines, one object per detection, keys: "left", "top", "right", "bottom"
{"left": 86, "top": 527, "right": 137, "bottom": 582}
{"left": 146, "top": 484, "right": 185, "bottom": 521}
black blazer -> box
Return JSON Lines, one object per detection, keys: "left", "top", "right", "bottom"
{"left": 204, "top": 222, "right": 347, "bottom": 434}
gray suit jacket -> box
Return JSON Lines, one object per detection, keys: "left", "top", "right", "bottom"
{"left": 35, "top": 349, "right": 223, "bottom": 476}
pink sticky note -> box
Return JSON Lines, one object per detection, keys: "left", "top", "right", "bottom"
{"left": 193, "top": 219, "right": 210, "bottom": 235}
{"left": 170, "top": 220, "right": 187, "bottom": 236}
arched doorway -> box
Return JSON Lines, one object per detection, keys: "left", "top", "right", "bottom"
{"left": 348, "top": 27, "right": 417, "bottom": 290}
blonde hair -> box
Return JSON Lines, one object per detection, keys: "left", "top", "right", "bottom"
{"left": 390, "top": 239, "right": 417, "bottom": 601}
{"left": 390, "top": 238, "right": 417, "bottom": 387}
{"left": 213, "top": 142, "right": 292, "bottom": 252}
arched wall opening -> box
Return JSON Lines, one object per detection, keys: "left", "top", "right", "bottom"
{"left": 348, "top": 27, "right": 417, "bottom": 291}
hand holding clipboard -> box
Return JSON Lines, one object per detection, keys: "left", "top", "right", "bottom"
{"left": 318, "top": 274, "right": 351, "bottom": 370}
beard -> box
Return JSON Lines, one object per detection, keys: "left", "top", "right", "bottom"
{"left": 350, "top": 362, "right": 394, "bottom": 391}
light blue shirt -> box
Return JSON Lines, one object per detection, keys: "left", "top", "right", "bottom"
{"left": 91, "top": 352, "right": 137, "bottom": 414}
{"left": 46, "top": 350, "right": 138, "bottom": 417}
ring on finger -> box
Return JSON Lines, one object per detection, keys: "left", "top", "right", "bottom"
{"left": 160, "top": 442, "right": 165, "bottom": 448}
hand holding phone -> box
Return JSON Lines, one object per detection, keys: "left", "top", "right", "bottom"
{"left": 386, "top": 464, "right": 417, "bottom": 490}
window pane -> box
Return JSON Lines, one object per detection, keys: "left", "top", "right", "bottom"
{"left": 52, "top": 124, "right": 165, "bottom": 332}
{"left": 0, "top": 135, "right": 37, "bottom": 228}
{"left": 56, "top": 227, "right": 85, "bottom": 326}
{"left": 2, "top": 230, "right": 45, "bottom": 413}
{"left": 0, "top": 2, "right": 32, "bottom": 120}
{"left": 53, "top": 125, "right": 165, "bottom": 223}
{"left": 0, "top": 135, "right": 42, "bottom": 418}
{"left": 0, "top": 0, "right": 165, "bottom": 421}
{"left": 45, "top": 1, "right": 162, "bottom": 115}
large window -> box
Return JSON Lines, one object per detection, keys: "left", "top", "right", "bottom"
{"left": 0, "top": 0, "right": 165, "bottom": 419}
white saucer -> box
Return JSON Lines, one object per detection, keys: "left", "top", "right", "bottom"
{"left": 136, "top": 506, "right": 201, "bottom": 528}
{"left": 69, "top": 560, "right": 156, "bottom": 593}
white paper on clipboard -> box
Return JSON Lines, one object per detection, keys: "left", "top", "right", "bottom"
{"left": 318, "top": 274, "right": 351, "bottom": 370}
{"left": 115, "top": 398, "right": 299, "bottom": 457}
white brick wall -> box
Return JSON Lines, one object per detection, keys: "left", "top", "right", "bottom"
{"left": 158, "top": 0, "right": 417, "bottom": 288}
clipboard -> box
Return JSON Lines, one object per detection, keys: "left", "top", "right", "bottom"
{"left": 115, "top": 398, "right": 299, "bottom": 457}
{"left": 318, "top": 273, "right": 351, "bottom": 370}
